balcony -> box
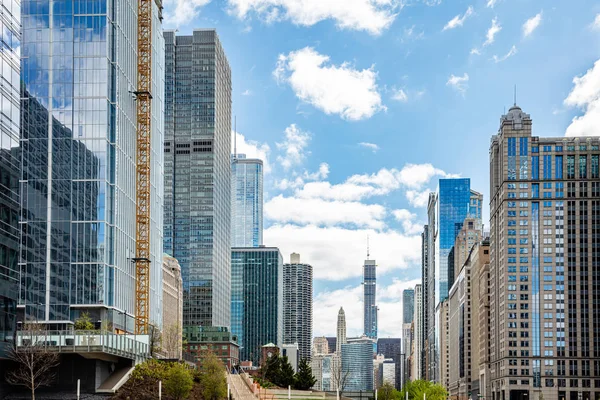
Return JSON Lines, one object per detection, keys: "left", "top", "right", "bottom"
{"left": 16, "top": 330, "right": 150, "bottom": 362}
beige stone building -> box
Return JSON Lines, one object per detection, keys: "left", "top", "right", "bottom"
{"left": 474, "top": 242, "right": 491, "bottom": 400}
{"left": 490, "top": 104, "right": 600, "bottom": 400}
{"left": 162, "top": 254, "right": 183, "bottom": 359}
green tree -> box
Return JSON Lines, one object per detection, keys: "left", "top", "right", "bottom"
{"left": 400, "top": 380, "right": 448, "bottom": 400}
{"left": 293, "top": 358, "right": 317, "bottom": 390}
{"left": 378, "top": 382, "right": 401, "bottom": 400}
{"left": 199, "top": 352, "right": 227, "bottom": 400}
{"left": 278, "top": 355, "right": 295, "bottom": 388}
{"left": 74, "top": 312, "right": 94, "bottom": 330}
{"left": 262, "top": 354, "right": 281, "bottom": 385}
{"left": 164, "top": 363, "right": 193, "bottom": 400}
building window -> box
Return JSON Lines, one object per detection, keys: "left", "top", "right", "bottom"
{"left": 555, "top": 156, "right": 563, "bottom": 179}
{"left": 580, "top": 155, "right": 587, "bottom": 179}
{"left": 567, "top": 156, "right": 575, "bottom": 179}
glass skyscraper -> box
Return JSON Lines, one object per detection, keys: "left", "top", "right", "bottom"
{"left": 363, "top": 259, "right": 377, "bottom": 339}
{"left": 403, "top": 288, "right": 414, "bottom": 324}
{"left": 163, "top": 30, "right": 232, "bottom": 333}
{"left": 231, "top": 247, "right": 283, "bottom": 364}
{"left": 342, "top": 341, "right": 374, "bottom": 391}
{"left": 0, "top": 0, "right": 20, "bottom": 357}
{"left": 19, "top": 0, "right": 165, "bottom": 328}
{"left": 231, "top": 154, "right": 263, "bottom": 248}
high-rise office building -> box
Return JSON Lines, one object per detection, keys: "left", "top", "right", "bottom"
{"left": 412, "top": 284, "right": 423, "bottom": 381}
{"left": 426, "top": 195, "right": 437, "bottom": 382}
{"left": 311, "top": 353, "right": 340, "bottom": 391}
{"left": 403, "top": 289, "right": 414, "bottom": 324}
{"left": 19, "top": 0, "right": 164, "bottom": 328}
{"left": 490, "top": 104, "right": 600, "bottom": 400}
{"left": 452, "top": 217, "right": 483, "bottom": 283}
{"left": 327, "top": 336, "right": 337, "bottom": 354}
{"left": 0, "top": 0, "right": 20, "bottom": 358}
{"left": 337, "top": 307, "right": 347, "bottom": 354}
{"left": 342, "top": 341, "right": 374, "bottom": 391}
{"left": 421, "top": 224, "right": 430, "bottom": 380}
{"left": 231, "top": 247, "right": 283, "bottom": 364}
{"left": 377, "top": 338, "right": 402, "bottom": 390}
{"left": 231, "top": 154, "right": 263, "bottom": 247}
{"left": 363, "top": 259, "right": 377, "bottom": 339}
{"left": 283, "top": 253, "right": 313, "bottom": 361}
{"left": 163, "top": 30, "right": 232, "bottom": 333}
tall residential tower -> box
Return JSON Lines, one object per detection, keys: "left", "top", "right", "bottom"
{"left": 336, "top": 307, "right": 347, "bottom": 354}
{"left": 283, "top": 253, "right": 313, "bottom": 361}
{"left": 231, "top": 154, "right": 263, "bottom": 247}
{"left": 363, "top": 258, "right": 377, "bottom": 339}
{"left": 163, "top": 30, "right": 232, "bottom": 334}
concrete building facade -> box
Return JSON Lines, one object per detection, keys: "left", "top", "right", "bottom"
{"left": 337, "top": 307, "right": 347, "bottom": 354}
{"left": 313, "top": 336, "right": 329, "bottom": 355}
{"left": 162, "top": 254, "right": 183, "bottom": 359}
{"left": 413, "top": 284, "right": 423, "bottom": 381}
{"left": 490, "top": 104, "right": 600, "bottom": 400}
{"left": 283, "top": 253, "right": 313, "bottom": 361}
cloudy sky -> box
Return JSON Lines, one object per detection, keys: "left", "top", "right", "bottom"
{"left": 163, "top": 0, "right": 600, "bottom": 339}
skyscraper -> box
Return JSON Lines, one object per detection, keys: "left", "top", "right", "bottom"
{"left": 231, "top": 154, "right": 263, "bottom": 247}
{"left": 377, "top": 338, "right": 402, "bottom": 390}
{"left": 489, "top": 104, "right": 600, "bottom": 400}
{"left": 283, "top": 253, "right": 313, "bottom": 361}
{"left": 19, "top": 0, "right": 164, "bottom": 328}
{"left": 403, "top": 289, "right": 415, "bottom": 324}
{"left": 363, "top": 259, "right": 377, "bottom": 339}
{"left": 421, "top": 224, "right": 430, "bottom": 380}
{"left": 412, "top": 284, "right": 423, "bottom": 381}
{"left": 231, "top": 247, "right": 283, "bottom": 364}
{"left": 342, "top": 341, "right": 374, "bottom": 391}
{"left": 336, "top": 307, "right": 346, "bottom": 354}
{"left": 163, "top": 30, "right": 232, "bottom": 333}
{"left": 0, "top": 0, "right": 20, "bottom": 358}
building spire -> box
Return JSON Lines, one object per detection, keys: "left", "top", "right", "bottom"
{"left": 514, "top": 84, "right": 517, "bottom": 106}
{"left": 367, "top": 234, "right": 370, "bottom": 259}
{"left": 234, "top": 116, "right": 237, "bottom": 158}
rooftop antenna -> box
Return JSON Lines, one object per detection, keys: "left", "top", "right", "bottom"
{"left": 514, "top": 85, "right": 517, "bottom": 106}
{"left": 367, "top": 235, "right": 370, "bottom": 259}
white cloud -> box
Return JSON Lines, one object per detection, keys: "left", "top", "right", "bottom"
{"left": 265, "top": 196, "right": 387, "bottom": 229}
{"left": 241, "top": 89, "right": 252, "bottom": 96}
{"left": 484, "top": 18, "right": 502, "bottom": 46}
{"left": 442, "top": 6, "right": 474, "bottom": 31}
{"left": 405, "top": 189, "right": 431, "bottom": 207}
{"left": 276, "top": 124, "right": 311, "bottom": 169}
{"left": 392, "top": 89, "right": 409, "bottom": 102}
{"left": 564, "top": 59, "right": 600, "bottom": 137}
{"left": 265, "top": 225, "right": 421, "bottom": 281}
{"left": 592, "top": 14, "right": 600, "bottom": 31}
{"left": 164, "top": 0, "right": 211, "bottom": 26}
{"left": 233, "top": 131, "right": 271, "bottom": 173}
{"left": 493, "top": 45, "right": 517, "bottom": 63}
{"left": 446, "top": 73, "right": 470, "bottom": 94}
{"left": 397, "top": 163, "right": 449, "bottom": 188}
{"left": 392, "top": 209, "right": 423, "bottom": 235}
{"left": 359, "top": 142, "right": 380, "bottom": 153}
{"left": 274, "top": 47, "right": 386, "bottom": 121}
{"left": 402, "top": 25, "right": 425, "bottom": 42}
{"left": 226, "top": 0, "right": 400, "bottom": 36}
{"left": 470, "top": 48, "right": 481, "bottom": 55}
{"left": 275, "top": 176, "right": 305, "bottom": 191}
{"left": 523, "top": 12, "right": 542, "bottom": 37}
{"left": 313, "top": 278, "right": 420, "bottom": 338}
{"left": 486, "top": 0, "right": 498, "bottom": 8}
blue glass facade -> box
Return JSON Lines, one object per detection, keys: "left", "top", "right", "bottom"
{"left": 19, "top": 0, "right": 164, "bottom": 328}
{"left": 163, "top": 30, "right": 232, "bottom": 333}
{"left": 231, "top": 154, "right": 263, "bottom": 248}
{"left": 363, "top": 259, "right": 377, "bottom": 339}
{"left": 231, "top": 247, "right": 283, "bottom": 364}
{"left": 341, "top": 342, "right": 374, "bottom": 391}
{"left": 435, "top": 179, "right": 481, "bottom": 303}
{"left": 0, "top": 0, "right": 20, "bottom": 357}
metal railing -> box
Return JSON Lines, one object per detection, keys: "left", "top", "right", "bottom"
{"left": 16, "top": 330, "right": 150, "bottom": 361}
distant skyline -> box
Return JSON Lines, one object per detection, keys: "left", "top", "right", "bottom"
{"left": 162, "top": 0, "right": 600, "bottom": 338}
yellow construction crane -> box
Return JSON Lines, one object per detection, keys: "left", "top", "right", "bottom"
{"left": 134, "top": 0, "right": 153, "bottom": 335}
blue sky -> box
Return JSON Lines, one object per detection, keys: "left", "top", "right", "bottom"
{"left": 163, "top": 0, "right": 600, "bottom": 338}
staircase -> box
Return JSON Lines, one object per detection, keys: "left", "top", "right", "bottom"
{"left": 96, "top": 366, "right": 135, "bottom": 394}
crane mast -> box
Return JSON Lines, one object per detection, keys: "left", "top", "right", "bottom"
{"left": 134, "top": 0, "right": 153, "bottom": 335}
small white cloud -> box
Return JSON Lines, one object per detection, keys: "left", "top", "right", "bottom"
{"left": 392, "top": 88, "right": 409, "bottom": 102}
{"left": 274, "top": 47, "right": 386, "bottom": 121}
{"left": 232, "top": 131, "right": 271, "bottom": 173}
{"left": 523, "top": 12, "right": 542, "bottom": 37}
{"left": 227, "top": 0, "right": 400, "bottom": 36}
{"left": 484, "top": 18, "right": 502, "bottom": 46}
{"left": 446, "top": 73, "right": 470, "bottom": 94}
{"left": 564, "top": 58, "right": 600, "bottom": 137}
{"left": 359, "top": 142, "right": 380, "bottom": 153}
{"left": 392, "top": 209, "right": 422, "bottom": 235}
{"left": 276, "top": 124, "right": 311, "bottom": 169}
{"left": 470, "top": 48, "right": 481, "bottom": 55}
{"left": 486, "top": 0, "right": 499, "bottom": 8}
{"left": 304, "top": 163, "right": 330, "bottom": 180}
{"left": 405, "top": 189, "right": 431, "bottom": 208}
{"left": 164, "top": 0, "right": 211, "bottom": 27}
{"left": 442, "top": 6, "right": 474, "bottom": 31}
{"left": 592, "top": 14, "right": 600, "bottom": 30}
{"left": 402, "top": 25, "right": 425, "bottom": 42}
{"left": 493, "top": 45, "right": 517, "bottom": 63}
{"left": 241, "top": 89, "right": 252, "bottom": 96}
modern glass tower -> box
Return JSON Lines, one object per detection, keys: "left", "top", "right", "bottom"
{"left": 19, "top": 0, "right": 165, "bottom": 328}
{"left": 0, "top": 0, "right": 20, "bottom": 357}
{"left": 231, "top": 247, "right": 283, "bottom": 364}
{"left": 403, "top": 288, "right": 414, "bottom": 324}
{"left": 163, "top": 30, "right": 232, "bottom": 333}
{"left": 231, "top": 154, "right": 263, "bottom": 247}
{"left": 363, "top": 259, "right": 377, "bottom": 339}
{"left": 342, "top": 341, "right": 374, "bottom": 391}
{"left": 283, "top": 253, "right": 312, "bottom": 361}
